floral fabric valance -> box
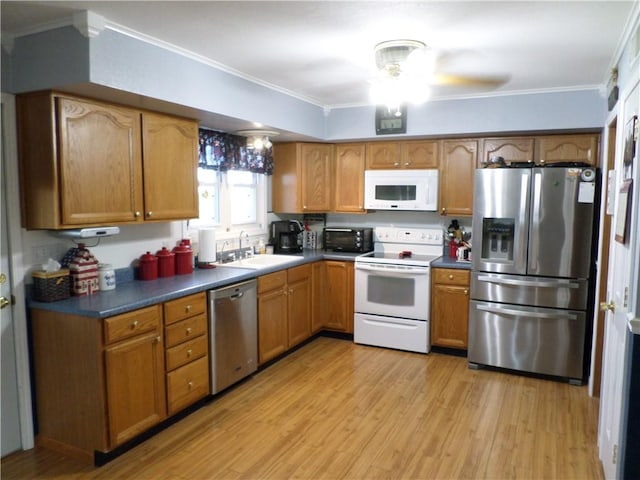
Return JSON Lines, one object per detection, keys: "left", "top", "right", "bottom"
{"left": 198, "top": 128, "right": 274, "bottom": 175}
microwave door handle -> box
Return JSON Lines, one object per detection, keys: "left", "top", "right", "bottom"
{"left": 476, "top": 303, "right": 577, "bottom": 320}
{"left": 476, "top": 275, "right": 581, "bottom": 289}
{"left": 327, "top": 228, "right": 353, "bottom": 232}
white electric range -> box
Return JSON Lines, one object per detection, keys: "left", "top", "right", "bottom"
{"left": 354, "top": 226, "right": 443, "bottom": 353}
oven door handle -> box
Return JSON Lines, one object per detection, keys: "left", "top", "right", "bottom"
{"left": 355, "top": 264, "right": 428, "bottom": 275}
{"left": 476, "top": 303, "right": 577, "bottom": 320}
{"left": 476, "top": 275, "right": 580, "bottom": 289}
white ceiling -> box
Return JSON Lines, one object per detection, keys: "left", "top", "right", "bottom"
{"left": 1, "top": 1, "right": 636, "bottom": 109}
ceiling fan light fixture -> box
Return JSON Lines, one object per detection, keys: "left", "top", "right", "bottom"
{"left": 236, "top": 129, "right": 278, "bottom": 150}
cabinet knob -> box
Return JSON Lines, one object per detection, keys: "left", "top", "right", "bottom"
{"left": 134, "top": 211, "right": 141, "bottom": 218}
{"left": 156, "top": 336, "right": 161, "bottom": 344}
{"left": 146, "top": 211, "right": 153, "bottom": 218}
{"left": 448, "top": 274, "right": 454, "bottom": 280}
{"left": 185, "top": 304, "right": 191, "bottom": 313}
{"left": 187, "top": 349, "right": 193, "bottom": 357}
{"left": 441, "top": 207, "right": 446, "bottom": 215}
{"left": 186, "top": 327, "right": 192, "bottom": 335}
{"left": 393, "top": 162, "right": 400, "bottom": 166}
{"left": 464, "top": 289, "right": 469, "bottom": 296}
{"left": 188, "top": 381, "right": 194, "bottom": 389}
{"left": 131, "top": 320, "right": 139, "bottom": 329}
{"left": 404, "top": 162, "right": 410, "bottom": 166}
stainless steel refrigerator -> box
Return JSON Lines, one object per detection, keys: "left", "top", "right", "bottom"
{"left": 468, "top": 166, "right": 599, "bottom": 383}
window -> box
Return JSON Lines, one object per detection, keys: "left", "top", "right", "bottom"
{"left": 188, "top": 168, "right": 267, "bottom": 238}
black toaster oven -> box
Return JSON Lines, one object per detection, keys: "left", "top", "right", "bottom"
{"left": 323, "top": 227, "right": 373, "bottom": 253}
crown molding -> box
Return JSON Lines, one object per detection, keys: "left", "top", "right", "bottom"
{"left": 72, "top": 11, "right": 105, "bottom": 38}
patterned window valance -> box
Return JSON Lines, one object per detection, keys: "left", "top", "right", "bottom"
{"left": 198, "top": 128, "right": 274, "bottom": 175}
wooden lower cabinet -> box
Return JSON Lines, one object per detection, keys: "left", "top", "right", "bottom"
{"left": 163, "top": 292, "right": 210, "bottom": 416}
{"left": 258, "top": 264, "right": 312, "bottom": 364}
{"left": 30, "top": 293, "right": 210, "bottom": 462}
{"left": 324, "top": 261, "right": 354, "bottom": 333}
{"left": 431, "top": 268, "right": 471, "bottom": 349}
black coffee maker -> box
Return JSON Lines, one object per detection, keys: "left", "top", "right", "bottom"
{"left": 271, "top": 220, "right": 303, "bottom": 254}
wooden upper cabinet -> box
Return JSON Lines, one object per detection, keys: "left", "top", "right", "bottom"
{"left": 16, "top": 92, "right": 199, "bottom": 229}
{"left": 334, "top": 143, "right": 366, "bottom": 213}
{"left": 366, "top": 140, "right": 439, "bottom": 169}
{"left": 17, "top": 93, "right": 144, "bottom": 229}
{"left": 536, "top": 134, "right": 600, "bottom": 166}
{"left": 480, "top": 137, "right": 535, "bottom": 167}
{"left": 401, "top": 140, "right": 440, "bottom": 168}
{"left": 141, "top": 112, "right": 199, "bottom": 221}
{"left": 440, "top": 139, "right": 478, "bottom": 217}
{"left": 272, "top": 143, "right": 332, "bottom": 213}
{"left": 366, "top": 141, "right": 402, "bottom": 169}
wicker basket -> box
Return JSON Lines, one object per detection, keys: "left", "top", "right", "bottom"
{"left": 32, "top": 269, "right": 71, "bottom": 302}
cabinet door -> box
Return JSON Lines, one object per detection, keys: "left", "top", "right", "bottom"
{"left": 311, "top": 261, "right": 327, "bottom": 333}
{"left": 288, "top": 275, "right": 312, "bottom": 347}
{"left": 431, "top": 284, "right": 470, "bottom": 349}
{"left": 300, "top": 143, "right": 332, "bottom": 212}
{"left": 440, "top": 139, "right": 478, "bottom": 217}
{"left": 480, "top": 137, "right": 535, "bottom": 167}
{"left": 402, "top": 140, "right": 440, "bottom": 168}
{"left": 325, "top": 261, "right": 354, "bottom": 332}
{"left": 104, "top": 330, "right": 166, "bottom": 447}
{"left": 258, "top": 287, "right": 288, "bottom": 364}
{"left": 141, "top": 112, "right": 199, "bottom": 221}
{"left": 334, "top": 143, "right": 365, "bottom": 212}
{"left": 366, "top": 142, "right": 401, "bottom": 169}
{"left": 57, "top": 96, "right": 143, "bottom": 226}
{"left": 536, "top": 134, "right": 600, "bottom": 166}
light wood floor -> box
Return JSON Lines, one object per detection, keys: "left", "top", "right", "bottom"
{"left": 2, "top": 337, "right": 603, "bottom": 479}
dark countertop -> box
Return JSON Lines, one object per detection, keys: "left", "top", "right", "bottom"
{"left": 28, "top": 251, "right": 360, "bottom": 318}
{"left": 431, "top": 255, "right": 473, "bottom": 270}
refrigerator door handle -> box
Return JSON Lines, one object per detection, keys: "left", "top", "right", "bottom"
{"left": 516, "top": 173, "right": 530, "bottom": 271}
{"left": 477, "top": 275, "right": 581, "bottom": 289}
{"left": 529, "top": 172, "right": 542, "bottom": 272}
{"left": 476, "top": 303, "right": 577, "bottom": 320}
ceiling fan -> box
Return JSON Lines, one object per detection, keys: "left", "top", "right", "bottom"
{"left": 370, "top": 39, "right": 509, "bottom": 109}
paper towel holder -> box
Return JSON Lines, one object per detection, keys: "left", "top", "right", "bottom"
{"left": 197, "top": 228, "right": 217, "bottom": 269}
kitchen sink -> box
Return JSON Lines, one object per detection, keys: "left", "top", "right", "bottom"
{"left": 219, "top": 254, "right": 302, "bottom": 270}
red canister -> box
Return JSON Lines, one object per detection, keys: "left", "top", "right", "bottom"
{"left": 156, "top": 247, "right": 175, "bottom": 277}
{"left": 173, "top": 241, "right": 193, "bottom": 275}
{"left": 139, "top": 251, "right": 158, "bottom": 281}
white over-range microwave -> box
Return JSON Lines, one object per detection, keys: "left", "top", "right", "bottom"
{"left": 364, "top": 169, "right": 439, "bottom": 211}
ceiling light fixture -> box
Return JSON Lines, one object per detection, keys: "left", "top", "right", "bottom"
{"left": 370, "top": 39, "right": 433, "bottom": 112}
{"left": 236, "top": 129, "right": 279, "bottom": 150}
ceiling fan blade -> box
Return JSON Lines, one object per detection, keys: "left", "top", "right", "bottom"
{"left": 431, "top": 72, "right": 510, "bottom": 87}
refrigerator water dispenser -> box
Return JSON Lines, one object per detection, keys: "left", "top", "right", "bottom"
{"left": 481, "top": 218, "right": 515, "bottom": 261}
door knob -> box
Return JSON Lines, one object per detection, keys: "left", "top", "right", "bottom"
{"left": 600, "top": 301, "right": 615, "bottom": 313}
{"left": 0, "top": 296, "right": 10, "bottom": 309}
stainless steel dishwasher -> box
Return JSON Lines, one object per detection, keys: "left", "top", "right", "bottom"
{"left": 208, "top": 279, "right": 257, "bottom": 394}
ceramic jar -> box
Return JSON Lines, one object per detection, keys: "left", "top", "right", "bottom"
{"left": 139, "top": 252, "right": 158, "bottom": 281}
{"left": 156, "top": 247, "right": 175, "bottom": 277}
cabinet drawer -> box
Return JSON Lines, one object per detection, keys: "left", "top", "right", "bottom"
{"left": 166, "top": 335, "right": 209, "bottom": 372}
{"left": 165, "top": 313, "right": 208, "bottom": 348}
{"left": 258, "top": 270, "right": 287, "bottom": 294}
{"left": 164, "top": 292, "right": 206, "bottom": 325}
{"left": 104, "top": 305, "right": 161, "bottom": 345}
{"left": 433, "top": 268, "right": 470, "bottom": 286}
{"left": 167, "top": 356, "right": 210, "bottom": 415}
{"left": 287, "top": 263, "right": 311, "bottom": 283}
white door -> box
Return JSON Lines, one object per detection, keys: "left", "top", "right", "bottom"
{"left": 1, "top": 97, "right": 22, "bottom": 456}
{"left": 1, "top": 93, "right": 34, "bottom": 455}
{"left": 598, "top": 81, "right": 639, "bottom": 479}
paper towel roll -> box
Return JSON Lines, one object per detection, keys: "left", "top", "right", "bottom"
{"left": 198, "top": 228, "right": 217, "bottom": 264}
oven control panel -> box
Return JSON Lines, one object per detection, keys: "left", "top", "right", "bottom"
{"left": 374, "top": 227, "right": 442, "bottom": 245}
